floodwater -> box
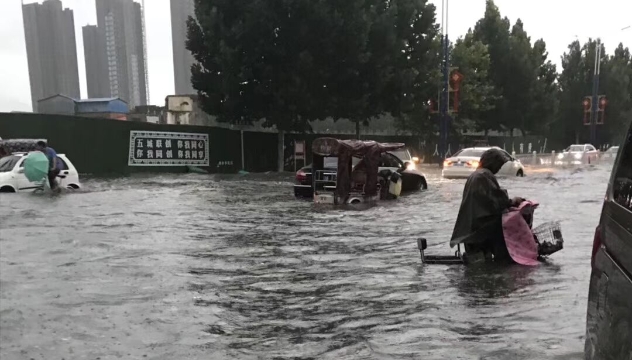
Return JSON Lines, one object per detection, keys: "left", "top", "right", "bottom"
{"left": 0, "top": 163, "right": 614, "bottom": 359}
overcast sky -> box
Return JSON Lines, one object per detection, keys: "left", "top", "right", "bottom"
{"left": 1, "top": 0, "right": 630, "bottom": 112}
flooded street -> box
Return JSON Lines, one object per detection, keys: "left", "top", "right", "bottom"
{"left": 0, "top": 164, "right": 612, "bottom": 359}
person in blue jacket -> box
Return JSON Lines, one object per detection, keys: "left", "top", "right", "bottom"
{"left": 36, "top": 141, "right": 62, "bottom": 190}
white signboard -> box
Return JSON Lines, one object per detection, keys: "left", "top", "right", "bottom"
{"left": 128, "top": 130, "right": 209, "bottom": 166}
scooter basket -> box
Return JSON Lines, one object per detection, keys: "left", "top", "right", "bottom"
{"left": 533, "top": 221, "right": 564, "bottom": 256}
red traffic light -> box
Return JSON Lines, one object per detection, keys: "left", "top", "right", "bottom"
{"left": 583, "top": 97, "right": 592, "bottom": 112}
{"left": 598, "top": 96, "right": 607, "bottom": 111}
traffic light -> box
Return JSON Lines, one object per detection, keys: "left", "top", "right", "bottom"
{"left": 583, "top": 96, "right": 592, "bottom": 125}
{"left": 583, "top": 96, "right": 592, "bottom": 112}
{"left": 596, "top": 95, "right": 607, "bottom": 125}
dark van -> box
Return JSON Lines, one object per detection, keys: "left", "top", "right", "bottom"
{"left": 584, "top": 122, "right": 632, "bottom": 359}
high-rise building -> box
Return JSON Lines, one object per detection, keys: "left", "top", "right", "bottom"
{"left": 22, "top": 0, "right": 81, "bottom": 112}
{"left": 86, "top": 0, "right": 148, "bottom": 108}
{"left": 82, "top": 25, "right": 109, "bottom": 98}
{"left": 170, "top": 0, "right": 196, "bottom": 95}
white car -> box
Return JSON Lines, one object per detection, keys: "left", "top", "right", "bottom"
{"left": 0, "top": 152, "right": 81, "bottom": 193}
{"left": 442, "top": 147, "right": 525, "bottom": 179}
{"left": 555, "top": 144, "right": 599, "bottom": 165}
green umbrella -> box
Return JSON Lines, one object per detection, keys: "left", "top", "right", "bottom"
{"left": 23, "top": 151, "right": 49, "bottom": 182}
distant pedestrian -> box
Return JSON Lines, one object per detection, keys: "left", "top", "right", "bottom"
{"left": 36, "top": 141, "right": 61, "bottom": 191}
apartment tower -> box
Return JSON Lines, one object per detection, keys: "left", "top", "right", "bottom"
{"left": 22, "top": 0, "right": 81, "bottom": 111}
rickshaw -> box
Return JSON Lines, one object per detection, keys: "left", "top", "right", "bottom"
{"left": 311, "top": 137, "right": 405, "bottom": 205}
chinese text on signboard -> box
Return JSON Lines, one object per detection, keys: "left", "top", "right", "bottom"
{"left": 128, "top": 131, "right": 209, "bottom": 166}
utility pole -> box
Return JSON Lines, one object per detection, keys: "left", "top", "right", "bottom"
{"left": 589, "top": 38, "right": 601, "bottom": 145}
{"left": 439, "top": 0, "right": 450, "bottom": 158}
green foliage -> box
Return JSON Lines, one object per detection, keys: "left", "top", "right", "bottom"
{"left": 557, "top": 40, "right": 632, "bottom": 145}
{"left": 451, "top": 31, "right": 497, "bottom": 133}
{"left": 184, "top": 0, "right": 630, "bottom": 146}
{"left": 187, "top": 0, "right": 439, "bottom": 135}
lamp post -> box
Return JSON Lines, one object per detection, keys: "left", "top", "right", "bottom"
{"left": 439, "top": 0, "right": 450, "bottom": 158}
{"left": 588, "top": 26, "right": 630, "bottom": 145}
{"left": 589, "top": 38, "right": 601, "bottom": 146}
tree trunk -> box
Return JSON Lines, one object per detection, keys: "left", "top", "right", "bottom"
{"left": 355, "top": 121, "right": 361, "bottom": 139}
{"left": 277, "top": 130, "right": 284, "bottom": 172}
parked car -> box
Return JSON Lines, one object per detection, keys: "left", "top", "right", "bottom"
{"left": 441, "top": 147, "right": 525, "bottom": 179}
{"left": 584, "top": 123, "right": 632, "bottom": 360}
{"left": 294, "top": 151, "right": 427, "bottom": 198}
{"left": 556, "top": 144, "right": 599, "bottom": 165}
{"left": 0, "top": 152, "right": 81, "bottom": 193}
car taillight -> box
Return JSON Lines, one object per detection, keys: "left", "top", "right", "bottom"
{"left": 296, "top": 170, "right": 307, "bottom": 182}
{"left": 591, "top": 225, "right": 602, "bottom": 268}
{"left": 467, "top": 160, "right": 479, "bottom": 168}
{"left": 443, "top": 160, "right": 452, "bottom": 167}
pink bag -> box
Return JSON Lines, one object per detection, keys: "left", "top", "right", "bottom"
{"left": 502, "top": 201, "right": 539, "bottom": 266}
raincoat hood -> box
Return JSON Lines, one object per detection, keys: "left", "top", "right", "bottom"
{"left": 479, "top": 148, "right": 511, "bottom": 175}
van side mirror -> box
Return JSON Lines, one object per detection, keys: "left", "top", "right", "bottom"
{"left": 17, "top": 168, "right": 24, "bottom": 173}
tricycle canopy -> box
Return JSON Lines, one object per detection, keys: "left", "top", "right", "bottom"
{"left": 311, "top": 137, "right": 405, "bottom": 201}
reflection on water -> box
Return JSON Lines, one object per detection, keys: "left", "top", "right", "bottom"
{"left": 0, "top": 165, "right": 612, "bottom": 359}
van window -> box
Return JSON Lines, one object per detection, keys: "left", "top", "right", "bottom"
{"left": 613, "top": 129, "right": 632, "bottom": 211}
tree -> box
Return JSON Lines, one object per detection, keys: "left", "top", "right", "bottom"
{"left": 557, "top": 39, "right": 610, "bottom": 145}
{"left": 321, "top": 0, "right": 440, "bottom": 138}
{"left": 471, "top": 4, "right": 557, "bottom": 139}
{"left": 187, "top": 0, "right": 440, "bottom": 142}
{"left": 451, "top": 31, "right": 497, "bottom": 135}
{"left": 599, "top": 44, "right": 632, "bottom": 145}
{"left": 187, "top": 0, "right": 332, "bottom": 133}
{"left": 527, "top": 39, "right": 558, "bottom": 136}
{"left": 471, "top": 0, "right": 512, "bottom": 134}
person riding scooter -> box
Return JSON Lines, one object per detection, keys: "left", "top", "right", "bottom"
{"left": 449, "top": 148, "right": 525, "bottom": 264}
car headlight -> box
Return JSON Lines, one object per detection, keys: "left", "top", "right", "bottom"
{"left": 557, "top": 153, "right": 564, "bottom": 159}
{"left": 406, "top": 162, "right": 416, "bottom": 171}
{"left": 574, "top": 153, "right": 582, "bottom": 159}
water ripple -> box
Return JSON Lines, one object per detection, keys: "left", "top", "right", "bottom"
{"left": 0, "top": 166, "right": 610, "bottom": 359}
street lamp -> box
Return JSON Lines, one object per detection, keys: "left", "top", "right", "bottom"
{"left": 439, "top": 0, "right": 450, "bottom": 158}
{"left": 589, "top": 38, "right": 602, "bottom": 146}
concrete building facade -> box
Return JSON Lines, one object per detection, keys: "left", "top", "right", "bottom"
{"left": 82, "top": 25, "right": 110, "bottom": 98}
{"left": 83, "top": 0, "right": 148, "bottom": 109}
{"left": 170, "top": 0, "right": 196, "bottom": 95}
{"left": 22, "top": 0, "right": 81, "bottom": 112}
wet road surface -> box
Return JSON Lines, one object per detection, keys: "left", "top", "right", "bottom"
{"left": 0, "top": 164, "right": 613, "bottom": 359}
